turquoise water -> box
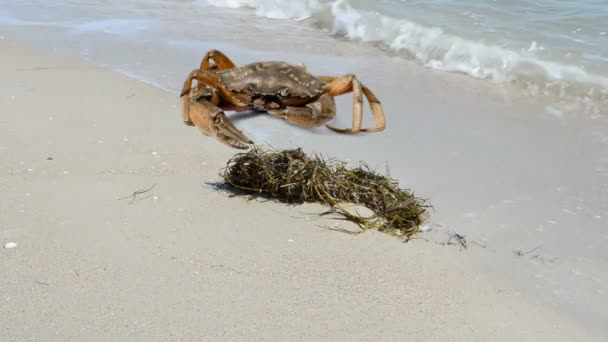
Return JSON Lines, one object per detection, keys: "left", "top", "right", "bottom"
{"left": 208, "top": 0, "right": 608, "bottom": 113}
{"left": 1, "top": 0, "right": 607, "bottom": 114}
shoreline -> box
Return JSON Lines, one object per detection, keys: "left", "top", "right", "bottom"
{"left": 2, "top": 0, "right": 608, "bottom": 116}
{"left": 1, "top": 29, "right": 607, "bottom": 341}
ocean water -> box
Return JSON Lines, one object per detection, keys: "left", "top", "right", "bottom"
{"left": 0, "top": 0, "right": 607, "bottom": 115}
{"left": 207, "top": 0, "right": 608, "bottom": 115}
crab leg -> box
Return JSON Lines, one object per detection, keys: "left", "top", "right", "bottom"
{"left": 181, "top": 69, "right": 253, "bottom": 148}
{"left": 319, "top": 75, "right": 386, "bottom": 133}
{"left": 181, "top": 69, "right": 249, "bottom": 107}
{"left": 199, "top": 49, "right": 236, "bottom": 71}
{"left": 359, "top": 85, "right": 386, "bottom": 132}
{"left": 181, "top": 69, "right": 217, "bottom": 125}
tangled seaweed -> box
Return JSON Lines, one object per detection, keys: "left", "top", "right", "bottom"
{"left": 221, "top": 147, "right": 430, "bottom": 237}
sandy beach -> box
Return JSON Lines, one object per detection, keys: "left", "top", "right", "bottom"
{"left": 0, "top": 38, "right": 605, "bottom": 342}
{"left": 1, "top": 2, "right": 608, "bottom": 340}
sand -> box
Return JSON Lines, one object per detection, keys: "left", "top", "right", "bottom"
{"left": 0, "top": 37, "right": 606, "bottom": 341}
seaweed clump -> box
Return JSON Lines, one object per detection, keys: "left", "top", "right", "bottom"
{"left": 221, "top": 147, "right": 430, "bottom": 238}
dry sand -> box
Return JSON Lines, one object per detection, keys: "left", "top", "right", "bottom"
{"left": 0, "top": 40, "right": 604, "bottom": 341}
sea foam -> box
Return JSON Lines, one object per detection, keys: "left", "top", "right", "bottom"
{"left": 205, "top": 0, "right": 608, "bottom": 114}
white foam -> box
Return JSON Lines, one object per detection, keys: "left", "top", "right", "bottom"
{"left": 327, "top": 1, "right": 608, "bottom": 91}
{"left": 207, "top": 0, "right": 322, "bottom": 20}
{"left": 204, "top": 0, "right": 608, "bottom": 112}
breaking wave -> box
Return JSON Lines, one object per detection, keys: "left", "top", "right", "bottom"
{"left": 206, "top": 0, "right": 608, "bottom": 114}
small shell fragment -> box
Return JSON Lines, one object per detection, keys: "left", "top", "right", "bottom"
{"left": 4, "top": 242, "right": 17, "bottom": 249}
{"left": 419, "top": 225, "right": 431, "bottom": 233}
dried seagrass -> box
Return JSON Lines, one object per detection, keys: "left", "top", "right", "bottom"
{"left": 221, "top": 147, "right": 430, "bottom": 237}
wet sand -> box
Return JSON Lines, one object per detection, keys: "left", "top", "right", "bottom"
{"left": 1, "top": 31, "right": 607, "bottom": 341}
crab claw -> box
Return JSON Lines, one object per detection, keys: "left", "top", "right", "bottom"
{"left": 212, "top": 112, "right": 254, "bottom": 149}
{"left": 185, "top": 98, "right": 254, "bottom": 149}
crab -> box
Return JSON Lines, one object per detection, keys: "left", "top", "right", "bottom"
{"left": 180, "top": 50, "right": 386, "bottom": 149}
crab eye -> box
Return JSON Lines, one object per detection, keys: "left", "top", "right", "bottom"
{"left": 279, "top": 88, "right": 290, "bottom": 97}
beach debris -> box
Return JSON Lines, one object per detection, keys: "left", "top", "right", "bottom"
{"left": 514, "top": 244, "right": 557, "bottom": 263}
{"left": 220, "top": 147, "right": 430, "bottom": 237}
{"left": 419, "top": 224, "right": 431, "bottom": 233}
{"left": 119, "top": 184, "right": 156, "bottom": 205}
{"left": 15, "top": 66, "right": 52, "bottom": 72}
{"left": 418, "top": 229, "right": 486, "bottom": 250}
{"left": 180, "top": 49, "right": 385, "bottom": 149}
{"left": 4, "top": 242, "right": 17, "bottom": 249}
{"left": 514, "top": 244, "right": 543, "bottom": 257}
{"left": 446, "top": 232, "right": 468, "bottom": 249}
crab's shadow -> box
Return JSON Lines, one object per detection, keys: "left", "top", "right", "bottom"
{"left": 227, "top": 110, "right": 335, "bottom": 136}
{"left": 227, "top": 110, "right": 263, "bottom": 123}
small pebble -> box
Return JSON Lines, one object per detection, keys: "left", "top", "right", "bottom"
{"left": 4, "top": 242, "right": 17, "bottom": 249}
{"left": 63, "top": 171, "right": 70, "bottom": 175}
{"left": 26, "top": 168, "right": 33, "bottom": 172}
{"left": 47, "top": 157, "right": 54, "bottom": 160}
{"left": 152, "top": 196, "right": 159, "bottom": 200}
{"left": 287, "top": 239, "right": 294, "bottom": 242}
{"left": 152, "top": 152, "right": 158, "bottom": 156}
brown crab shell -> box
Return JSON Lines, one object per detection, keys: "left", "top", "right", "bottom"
{"left": 219, "top": 62, "right": 328, "bottom": 98}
